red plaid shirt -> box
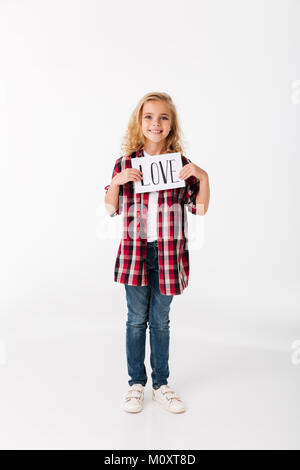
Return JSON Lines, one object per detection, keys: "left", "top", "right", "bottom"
{"left": 105, "top": 148, "right": 200, "bottom": 295}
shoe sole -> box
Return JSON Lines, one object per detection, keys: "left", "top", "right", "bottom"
{"left": 123, "top": 405, "right": 143, "bottom": 413}
{"left": 152, "top": 397, "right": 186, "bottom": 414}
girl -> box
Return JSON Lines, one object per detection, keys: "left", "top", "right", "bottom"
{"left": 104, "top": 92, "right": 210, "bottom": 414}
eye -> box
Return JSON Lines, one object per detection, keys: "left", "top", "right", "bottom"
{"left": 144, "top": 115, "right": 169, "bottom": 120}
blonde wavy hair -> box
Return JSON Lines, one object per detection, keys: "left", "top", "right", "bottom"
{"left": 120, "top": 92, "right": 186, "bottom": 157}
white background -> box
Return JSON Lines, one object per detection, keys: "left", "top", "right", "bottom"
{"left": 0, "top": 0, "right": 299, "bottom": 450}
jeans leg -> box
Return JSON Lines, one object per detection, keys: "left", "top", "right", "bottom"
{"left": 125, "top": 283, "right": 151, "bottom": 387}
{"left": 147, "top": 243, "right": 174, "bottom": 389}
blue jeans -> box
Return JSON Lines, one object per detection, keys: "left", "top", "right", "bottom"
{"left": 125, "top": 240, "right": 174, "bottom": 389}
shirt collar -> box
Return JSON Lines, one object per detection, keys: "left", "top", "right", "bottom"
{"left": 131, "top": 146, "right": 144, "bottom": 159}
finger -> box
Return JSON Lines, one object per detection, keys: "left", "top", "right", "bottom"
{"left": 131, "top": 171, "right": 143, "bottom": 178}
{"left": 181, "top": 169, "right": 191, "bottom": 177}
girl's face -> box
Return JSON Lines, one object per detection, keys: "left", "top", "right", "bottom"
{"left": 141, "top": 100, "right": 172, "bottom": 145}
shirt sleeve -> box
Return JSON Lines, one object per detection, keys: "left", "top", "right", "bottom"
{"left": 104, "top": 157, "right": 124, "bottom": 217}
{"left": 183, "top": 157, "right": 200, "bottom": 215}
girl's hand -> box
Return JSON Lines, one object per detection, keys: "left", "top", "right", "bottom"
{"left": 111, "top": 168, "right": 143, "bottom": 187}
{"left": 179, "top": 163, "right": 208, "bottom": 182}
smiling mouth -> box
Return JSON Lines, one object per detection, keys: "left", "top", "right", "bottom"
{"left": 149, "top": 130, "right": 163, "bottom": 134}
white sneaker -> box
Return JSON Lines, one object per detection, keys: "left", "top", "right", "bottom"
{"left": 123, "top": 384, "right": 145, "bottom": 413}
{"left": 152, "top": 384, "right": 186, "bottom": 413}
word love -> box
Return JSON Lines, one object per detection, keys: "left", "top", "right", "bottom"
{"left": 141, "top": 159, "right": 177, "bottom": 186}
{"left": 131, "top": 152, "right": 186, "bottom": 194}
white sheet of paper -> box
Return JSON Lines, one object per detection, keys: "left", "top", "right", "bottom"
{"left": 131, "top": 152, "right": 186, "bottom": 193}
